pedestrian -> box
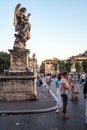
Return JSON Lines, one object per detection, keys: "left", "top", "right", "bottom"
{"left": 46, "top": 73, "right": 52, "bottom": 91}
{"left": 83, "top": 78, "right": 87, "bottom": 127}
{"left": 60, "top": 71, "right": 70, "bottom": 119}
{"left": 80, "top": 72, "right": 86, "bottom": 84}
{"left": 70, "top": 75, "right": 79, "bottom": 101}
{"left": 55, "top": 73, "right": 63, "bottom": 113}
{"left": 36, "top": 76, "right": 43, "bottom": 87}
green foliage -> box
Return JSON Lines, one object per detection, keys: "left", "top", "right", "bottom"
{"left": 0, "top": 51, "right": 10, "bottom": 73}
{"left": 53, "top": 62, "right": 58, "bottom": 73}
{"left": 58, "top": 60, "right": 72, "bottom": 72}
{"left": 58, "top": 60, "right": 66, "bottom": 72}
{"left": 65, "top": 61, "right": 72, "bottom": 72}
{"left": 82, "top": 60, "right": 87, "bottom": 73}
{"left": 75, "top": 62, "right": 81, "bottom": 72}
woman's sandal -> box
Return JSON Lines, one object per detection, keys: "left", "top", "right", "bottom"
{"left": 63, "top": 114, "right": 69, "bottom": 119}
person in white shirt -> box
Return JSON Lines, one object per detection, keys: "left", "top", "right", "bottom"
{"left": 55, "top": 74, "right": 63, "bottom": 113}
{"left": 80, "top": 73, "right": 86, "bottom": 83}
{"left": 46, "top": 74, "right": 52, "bottom": 90}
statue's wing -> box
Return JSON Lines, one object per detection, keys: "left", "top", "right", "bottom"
{"left": 13, "top": 3, "right": 21, "bottom": 26}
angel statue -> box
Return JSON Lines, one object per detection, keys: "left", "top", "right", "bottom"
{"left": 13, "top": 3, "right": 31, "bottom": 49}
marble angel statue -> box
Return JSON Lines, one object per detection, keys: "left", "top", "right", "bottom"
{"left": 13, "top": 3, "right": 31, "bottom": 49}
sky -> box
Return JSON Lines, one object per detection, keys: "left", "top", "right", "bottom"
{"left": 0, "top": 0, "right": 87, "bottom": 65}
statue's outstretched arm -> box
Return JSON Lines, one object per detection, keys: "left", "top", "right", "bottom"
{"left": 27, "top": 13, "right": 31, "bottom": 18}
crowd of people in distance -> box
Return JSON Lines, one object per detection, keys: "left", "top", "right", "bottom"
{"left": 36, "top": 71, "right": 87, "bottom": 126}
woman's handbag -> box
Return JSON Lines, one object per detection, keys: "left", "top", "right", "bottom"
{"left": 74, "top": 85, "right": 79, "bottom": 94}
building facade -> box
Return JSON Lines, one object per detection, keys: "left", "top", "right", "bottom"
{"left": 40, "top": 50, "right": 87, "bottom": 74}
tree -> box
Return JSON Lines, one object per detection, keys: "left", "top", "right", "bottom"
{"left": 0, "top": 51, "right": 10, "bottom": 73}
{"left": 82, "top": 60, "right": 87, "bottom": 73}
{"left": 58, "top": 60, "right": 66, "bottom": 73}
{"left": 75, "top": 62, "right": 81, "bottom": 72}
{"left": 65, "top": 61, "right": 72, "bottom": 72}
{"left": 53, "top": 58, "right": 59, "bottom": 73}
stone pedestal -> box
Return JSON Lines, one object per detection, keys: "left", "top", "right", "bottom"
{"left": 9, "top": 49, "right": 30, "bottom": 72}
{"left": 0, "top": 48, "right": 37, "bottom": 101}
{"left": 0, "top": 75, "right": 37, "bottom": 101}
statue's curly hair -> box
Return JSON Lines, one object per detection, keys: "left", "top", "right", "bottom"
{"left": 20, "top": 7, "right": 26, "bottom": 12}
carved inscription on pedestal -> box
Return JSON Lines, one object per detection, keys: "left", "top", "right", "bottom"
{"left": 12, "top": 52, "right": 27, "bottom": 66}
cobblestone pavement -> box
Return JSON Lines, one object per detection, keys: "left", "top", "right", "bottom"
{"left": 0, "top": 80, "right": 87, "bottom": 130}
{"left": 0, "top": 86, "right": 56, "bottom": 113}
{"left": 0, "top": 109, "right": 86, "bottom": 130}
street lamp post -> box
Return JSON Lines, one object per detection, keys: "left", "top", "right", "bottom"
{"left": 32, "top": 53, "right": 36, "bottom": 75}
